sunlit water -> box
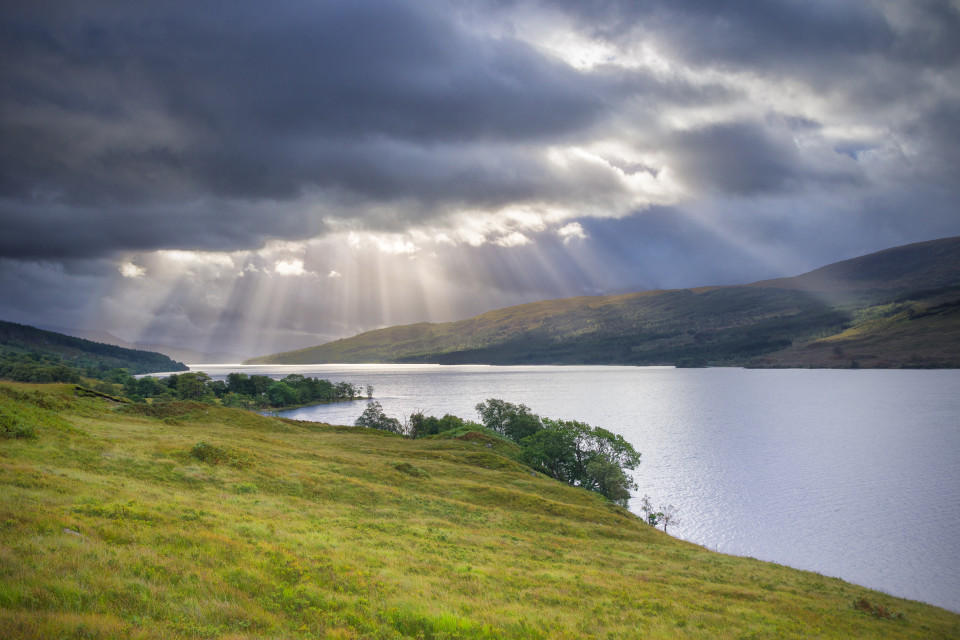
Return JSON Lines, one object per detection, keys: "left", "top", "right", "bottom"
{"left": 187, "top": 364, "right": 960, "bottom": 612}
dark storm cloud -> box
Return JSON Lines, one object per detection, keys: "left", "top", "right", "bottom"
{"left": 0, "top": 0, "right": 607, "bottom": 258}
{"left": 0, "top": 198, "right": 330, "bottom": 260}
{"left": 671, "top": 120, "right": 865, "bottom": 196}
{"left": 0, "top": 257, "right": 113, "bottom": 328}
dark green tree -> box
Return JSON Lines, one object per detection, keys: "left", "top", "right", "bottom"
{"left": 409, "top": 412, "right": 468, "bottom": 438}
{"left": 519, "top": 426, "right": 577, "bottom": 482}
{"left": 475, "top": 399, "right": 542, "bottom": 441}
{"left": 521, "top": 418, "right": 639, "bottom": 506}
{"left": 355, "top": 401, "right": 403, "bottom": 434}
{"left": 176, "top": 372, "right": 210, "bottom": 401}
{"left": 267, "top": 381, "right": 299, "bottom": 407}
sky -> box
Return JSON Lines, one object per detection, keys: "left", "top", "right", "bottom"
{"left": 2, "top": 0, "right": 959, "bottom": 357}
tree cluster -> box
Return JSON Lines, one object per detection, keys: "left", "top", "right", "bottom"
{"left": 130, "top": 372, "right": 364, "bottom": 409}
{"left": 0, "top": 356, "right": 367, "bottom": 411}
{"left": 0, "top": 352, "right": 83, "bottom": 384}
{"left": 473, "top": 399, "right": 641, "bottom": 506}
{"left": 353, "top": 398, "right": 642, "bottom": 507}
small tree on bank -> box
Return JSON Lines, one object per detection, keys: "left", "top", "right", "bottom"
{"left": 355, "top": 401, "right": 404, "bottom": 435}
{"left": 659, "top": 504, "right": 678, "bottom": 533}
{"left": 639, "top": 495, "right": 679, "bottom": 533}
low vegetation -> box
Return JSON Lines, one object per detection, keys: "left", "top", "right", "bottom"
{"left": 4, "top": 382, "right": 954, "bottom": 639}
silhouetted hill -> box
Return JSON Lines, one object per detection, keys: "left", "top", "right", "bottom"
{"left": 0, "top": 320, "right": 188, "bottom": 374}
{"left": 750, "top": 236, "right": 960, "bottom": 293}
{"left": 47, "top": 327, "right": 247, "bottom": 364}
{"left": 248, "top": 237, "right": 960, "bottom": 368}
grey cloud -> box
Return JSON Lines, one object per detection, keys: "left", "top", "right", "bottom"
{"left": 671, "top": 122, "right": 804, "bottom": 196}
{"left": 0, "top": 0, "right": 619, "bottom": 259}
{"left": 535, "top": 0, "right": 947, "bottom": 68}
{"left": 1, "top": 0, "right": 604, "bottom": 200}
{"left": 0, "top": 257, "right": 112, "bottom": 328}
{"left": 0, "top": 197, "right": 331, "bottom": 260}
{"left": 670, "top": 120, "right": 865, "bottom": 196}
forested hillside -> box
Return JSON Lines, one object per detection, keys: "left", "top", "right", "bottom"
{"left": 0, "top": 320, "right": 187, "bottom": 378}
{"left": 249, "top": 237, "right": 960, "bottom": 368}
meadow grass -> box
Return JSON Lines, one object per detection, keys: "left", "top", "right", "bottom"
{"left": 1, "top": 382, "right": 958, "bottom": 639}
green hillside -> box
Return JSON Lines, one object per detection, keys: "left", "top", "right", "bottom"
{"left": 248, "top": 237, "right": 960, "bottom": 368}
{"left": 2, "top": 381, "right": 958, "bottom": 639}
{"left": 0, "top": 320, "right": 187, "bottom": 376}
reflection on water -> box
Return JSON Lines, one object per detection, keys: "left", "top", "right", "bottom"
{"left": 188, "top": 364, "right": 960, "bottom": 612}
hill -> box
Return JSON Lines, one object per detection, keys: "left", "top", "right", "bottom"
{"left": 45, "top": 327, "right": 247, "bottom": 365}
{"left": 0, "top": 320, "right": 188, "bottom": 375}
{"left": 2, "top": 381, "right": 958, "bottom": 639}
{"left": 248, "top": 236, "right": 960, "bottom": 368}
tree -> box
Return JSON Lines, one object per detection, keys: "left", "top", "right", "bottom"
{"left": 638, "top": 496, "right": 678, "bottom": 532}
{"left": 222, "top": 392, "right": 254, "bottom": 409}
{"left": 176, "top": 372, "right": 210, "bottom": 401}
{"left": 521, "top": 418, "right": 640, "bottom": 504}
{"left": 355, "top": 401, "right": 404, "bottom": 435}
{"left": 208, "top": 380, "right": 228, "bottom": 398}
{"left": 226, "top": 372, "right": 250, "bottom": 395}
{"left": 639, "top": 495, "right": 662, "bottom": 527}
{"left": 267, "top": 381, "right": 299, "bottom": 407}
{"left": 136, "top": 376, "right": 170, "bottom": 399}
{"left": 589, "top": 427, "right": 641, "bottom": 473}
{"left": 520, "top": 426, "right": 577, "bottom": 483}
{"left": 335, "top": 381, "right": 357, "bottom": 400}
{"left": 408, "top": 412, "right": 466, "bottom": 438}
{"left": 475, "top": 399, "right": 542, "bottom": 442}
{"left": 585, "top": 457, "right": 634, "bottom": 507}
{"left": 659, "top": 504, "right": 678, "bottom": 533}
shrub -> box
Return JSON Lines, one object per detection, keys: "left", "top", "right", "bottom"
{"left": 392, "top": 462, "right": 429, "bottom": 478}
{"left": 852, "top": 597, "right": 904, "bottom": 620}
{"left": 190, "top": 441, "right": 253, "bottom": 468}
{"left": 0, "top": 415, "right": 37, "bottom": 439}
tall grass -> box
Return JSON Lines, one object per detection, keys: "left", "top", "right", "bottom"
{"left": 1, "top": 382, "right": 958, "bottom": 639}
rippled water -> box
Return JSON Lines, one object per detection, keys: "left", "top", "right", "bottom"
{"left": 190, "top": 364, "right": 960, "bottom": 612}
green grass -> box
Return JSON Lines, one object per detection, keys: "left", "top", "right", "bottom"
{"left": 1, "top": 382, "right": 958, "bottom": 639}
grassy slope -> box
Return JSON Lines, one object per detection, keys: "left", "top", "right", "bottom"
{"left": 756, "top": 296, "right": 960, "bottom": 368}
{"left": 2, "top": 383, "right": 958, "bottom": 639}
{"left": 247, "top": 288, "right": 844, "bottom": 366}
{"left": 247, "top": 237, "right": 960, "bottom": 368}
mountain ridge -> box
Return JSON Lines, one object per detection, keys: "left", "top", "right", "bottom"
{"left": 248, "top": 236, "right": 960, "bottom": 368}
{"left": 43, "top": 327, "right": 248, "bottom": 364}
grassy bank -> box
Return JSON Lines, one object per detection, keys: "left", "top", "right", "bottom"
{"left": 1, "top": 382, "right": 958, "bottom": 639}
